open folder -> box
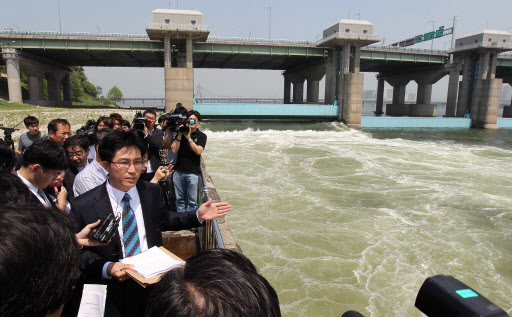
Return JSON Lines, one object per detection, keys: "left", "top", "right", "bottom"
{"left": 120, "top": 246, "right": 185, "bottom": 288}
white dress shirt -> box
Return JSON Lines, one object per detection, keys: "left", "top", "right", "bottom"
{"left": 17, "top": 172, "right": 51, "bottom": 207}
{"left": 73, "top": 160, "right": 108, "bottom": 196}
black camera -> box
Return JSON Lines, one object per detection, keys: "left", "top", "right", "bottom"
{"left": 87, "top": 213, "right": 120, "bottom": 243}
{"left": 75, "top": 119, "right": 96, "bottom": 143}
{"left": 0, "top": 125, "right": 18, "bottom": 150}
{"left": 132, "top": 111, "right": 149, "bottom": 135}
{"left": 160, "top": 110, "right": 187, "bottom": 134}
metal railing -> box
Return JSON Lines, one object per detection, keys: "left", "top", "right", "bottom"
{"left": 0, "top": 29, "right": 150, "bottom": 39}
{"left": 365, "top": 45, "right": 448, "bottom": 54}
{"left": 198, "top": 163, "right": 225, "bottom": 250}
{"left": 208, "top": 36, "right": 314, "bottom": 45}
{"left": 146, "top": 23, "right": 209, "bottom": 32}
{"left": 317, "top": 32, "right": 380, "bottom": 45}
{"left": 449, "top": 42, "right": 512, "bottom": 53}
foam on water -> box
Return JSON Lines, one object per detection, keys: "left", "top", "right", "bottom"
{"left": 201, "top": 123, "right": 512, "bottom": 316}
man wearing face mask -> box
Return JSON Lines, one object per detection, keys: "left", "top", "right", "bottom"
{"left": 170, "top": 110, "right": 207, "bottom": 213}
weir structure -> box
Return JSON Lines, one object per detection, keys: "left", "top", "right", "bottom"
{"left": 2, "top": 10, "right": 512, "bottom": 128}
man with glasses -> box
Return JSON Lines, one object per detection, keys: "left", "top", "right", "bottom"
{"left": 70, "top": 130, "right": 231, "bottom": 317}
{"left": 47, "top": 118, "right": 72, "bottom": 145}
{"left": 74, "top": 129, "right": 113, "bottom": 196}
{"left": 171, "top": 110, "right": 207, "bottom": 213}
{"left": 142, "top": 109, "right": 165, "bottom": 181}
{"left": 64, "top": 135, "right": 90, "bottom": 198}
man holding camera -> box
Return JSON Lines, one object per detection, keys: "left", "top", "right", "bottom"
{"left": 170, "top": 110, "right": 207, "bottom": 213}
{"left": 142, "top": 110, "right": 165, "bottom": 180}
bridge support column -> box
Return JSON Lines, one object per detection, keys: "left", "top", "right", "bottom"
{"left": 375, "top": 75, "right": 384, "bottom": 115}
{"left": 384, "top": 78, "right": 410, "bottom": 116}
{"left": 46, "top": 72, "right": 66, "bottom": 104}
{"left": 2, "top": 48, "right": 23, "bottom": 103}
{"left": 283, "top": 75, "right": 291, "bottom": 104}
{"left": 164, "top": 34, "right": 194, "bottom": 111}
{"left": 25, "top": 70, "right": 45, "bottom": 102}
{"left": 305, "top": 67, "right": 325, "bottom": 104}
{"left": 456, "top": 55, "right": 473, "bottom": 117}
{"left": 324, "top": 50, "right": 337, "bottom": 104}
{"left": 292, "top": 78, "right": 305, "bottom": 104}
{"left": 63, "top": 72, "right": 72, "bottom": 103}
{"left": 445, "top": 68, "right": 460, "bottom": 117}
{"left": 338, "top": 44, "right": 364, "bottom": 128}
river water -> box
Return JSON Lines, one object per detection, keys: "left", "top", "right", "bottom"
{"left": 201, "top": 121, "right": 512, "bottom": 316}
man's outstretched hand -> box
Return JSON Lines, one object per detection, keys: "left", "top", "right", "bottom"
{"left": 197, "top": 198, "right": 231, "bottom": 221}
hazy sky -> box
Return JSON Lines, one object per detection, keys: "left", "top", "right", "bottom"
{"left": 3, "top": 0, "right": 511, "bottom": 101}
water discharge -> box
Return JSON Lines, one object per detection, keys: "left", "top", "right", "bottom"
{"left": 201, "top": 122, "right": 512, "bottom": 317}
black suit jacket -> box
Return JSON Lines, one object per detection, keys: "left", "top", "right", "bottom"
{"left": 144, "top": 128, "right": 165, "bottom": 171}
{"left": 70, "top": 180, "right": 202, "bottom": 317}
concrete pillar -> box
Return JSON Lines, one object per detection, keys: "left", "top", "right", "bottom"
{"left": 456, "top": 55, "right": 473, "bottom": 117}
{"left": 353, "top": 45, "right": 361, "bottom": 73}
{"left": 334, "top": 48, "right": 342, "bottom": 103}
{"left": 164, "top": 34, "right": 171, "bottom": 69}
{"left": 393, "top": 83, "right": 407, "bottom": 104}
{"left": 340, "top": 73, "right": 364, "bottom": 127}
{"left": 337, "top": 45, "right": 349, "bottom": 104}
{"left": 46, "top": 73, "right": 62, "bottom": 102}
{"left": 63, "top": 72, "right": 72, "bottom": 102}
{"left": 416, "top": 83, "right": 432, "bottom": 104}
{"left": 292, "top": 79, "right": 305, "bottom": 104}
{"left": 488, "top": 52, "right": 498, "bottom": 79}
{"left": 375, "top": 76, "right": 384, "bottom": 115}
{"left": 341, "top": 44, "right": 350, "bottom": 75}
{"left": 324, "top": 51, "right": 336, "bottom": 104}
{"left": 283, "top": 75, "right": 291, "bottom": 104}
{"left": 164, "top": 34, "right": 194, "bottom": 111}
{"left": 475, "top": 78, "right": 502, "bottom": 129}
{"left": 27, "top": 71, "right": 44, "bottom": 102}
{"left": 445, "top": 69, "right": 459, "bottom": 117}
{"left": 306, "top": 80, "right": 320, "bottom": 103}
{"left": 2, "top": 48, "right": 23, "bottom": 103}
{"left": 186, "top": 34, "right": 193, "bottom": 69}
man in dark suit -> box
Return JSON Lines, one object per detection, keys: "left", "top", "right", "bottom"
{"left": 70, "top": 130, "right": 231, "bottom": 317}
{"left": 17, "top": 139, "right": 69, "bottom": 208}
{"left": 142, "top": 109, "right": 165, "bottom": 180}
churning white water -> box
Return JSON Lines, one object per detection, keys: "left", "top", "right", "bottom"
{"left": 201, "top": 122, "right": 512, "bottom": 317}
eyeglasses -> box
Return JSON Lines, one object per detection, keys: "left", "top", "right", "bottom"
{"left": 110, "top": 161, "right": 144, "bottom": 171}
{"left": 68, "top": 151, "right": 85, "bottom": 158}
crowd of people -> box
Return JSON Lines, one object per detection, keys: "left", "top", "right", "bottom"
{"left": 0, "top": 106, "right": 281, "bottom": 317}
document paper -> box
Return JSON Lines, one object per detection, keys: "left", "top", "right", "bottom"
{"left": 77, "top": 284, "right": 107, "bottom": 317}
{"left": 120, "top": 246, "right": 185, "bottom": 278}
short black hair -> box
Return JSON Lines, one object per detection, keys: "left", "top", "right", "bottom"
{"left": 95, "top": 116, "right": 114, "bottom": 129}
{"left": 187, "top": 110, "right": 201, "bottom": 122}
{"left": 93, "top": 128, "right": 114, "bottom": 146}
{"left": 121, "top": 120, "right": 131, "bottom": 128}
{"left": 145, "top": 249, "right": 281, "bottom": 317}
{"left": 0, "top": 204, "right": 80, "bottom": 317}
{"left": 98, "top": 130, "right": 146, "bottom": 162}
{"left": 0, "top": 172, "right": 33, "bottom": 205}
{"left": 110, "top": 112, "right": 123, "bottom": 123}
{"left": 175, "top": 106, "right": 188, "bottom": 116}
{"left": 64, "top": 134, "right": 90, "bottom": 151}
{"left": 48, "top": 118, "right": 70, "bottom": 134}
{"left": 0, "top": 143, "right": 16, "bottom": 173}
{"left": 22, "top": 139, "right": 69, "bottom": 171}
{"left": 23, "top": 115, "right": 39, "bottom": 127}
{"left": 143, "top": 109, "right": 157, "bottom": 118}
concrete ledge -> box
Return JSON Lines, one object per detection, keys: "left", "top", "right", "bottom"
{"left": 361, "top": 117, "right": 472, "bottom": 128}
{"left": 409, "top": 104, "right": 437, "bottom": 117}
{"left": 497, "top": 118, "right": 512, "bottom": 128}
{"left": 385, "top": 103, "right": 409, "bottom": 116}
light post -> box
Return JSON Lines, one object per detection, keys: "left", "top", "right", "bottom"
{"left": 381, "top": 37, "right": 387, "bottom": 46}
{"left": 426, "top": 20, "right": 434, "bottom": 50}
{"left": 268, "top": 6, "right": 272, "bottom": 39}
{"left": 96, "top": 26, "right": 100, "bottom": 33}
{"left": 57, "top": 0, "right": 62, "bottom": 33}
{"left": 354, "top": 13, "right": 360, "bottom": 20}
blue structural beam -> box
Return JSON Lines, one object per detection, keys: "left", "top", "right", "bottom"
{"left": 361, "top": 117, "right": 472, "bottom": 128}
{"left": 193, "top": 103, "right": 338, "bottom": 119}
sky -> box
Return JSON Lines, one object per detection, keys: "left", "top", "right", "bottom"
{"left": 2, "top": 0, "right": 512, "bottom": 101}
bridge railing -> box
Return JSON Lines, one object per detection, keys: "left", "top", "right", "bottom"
{"left": 364, "top": 45, "right": 448, "bottom": 54}
{"left": 207, "top": 36, "right": 314, "bottom": 45}
{"left": 146, "top": 23, "right": 209, "bottom": 32}
{"left": 0, "top": 29, "right": 150, "bottom": 39}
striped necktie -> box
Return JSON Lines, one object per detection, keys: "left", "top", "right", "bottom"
{"left": 121, "top": 193, "right": 141, "bottom": 257}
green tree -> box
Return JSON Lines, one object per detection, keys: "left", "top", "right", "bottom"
{"left": 106, "top": 86, "right": 123, "bottom": 104}
{"left": 96, "top": 86, "right": 103, "bottom": 98}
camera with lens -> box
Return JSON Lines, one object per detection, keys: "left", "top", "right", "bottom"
{"left": 87, "top": 213, "right": 120, "bottom": 243}
{"left": 160, "top": 110, "right": 188, "bottom": 134}
{"left": 0, "top": 124, "right": 18, "bottom": 150}
{"left": 75, "top": 119, "right": 96, "bottom": 143}
{"left": 132, "top": 111, "right": 148, "bottom": 134}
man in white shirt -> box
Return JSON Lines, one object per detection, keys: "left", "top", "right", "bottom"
{"left": 17, "top": 139, "right": 69, "bottom": 208}
{"left": 73, "top": 129, "right": 112, "bottom": 196}
{"left": 70, "top": 130, "right": 231, "bottom": 317}
{"left": 64, "top": 135, "right": 91, "bottom": 198}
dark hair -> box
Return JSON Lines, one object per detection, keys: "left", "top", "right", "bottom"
{"left": 0, "top": 172, "right": 33, "bottom": 205}
{"left": 48, "top": 118, "right": 70, "bottom": 134}
{"left": 22, "top": 139, "right": 68, "bottom": 171}
{"left": 187, "top": 110, "right": 201, "bottom": 122}
{"left": 0, "top": 204, "right": 80, "bottom": 317}
{"left": 121, "top": 120, "right": 131, "bottom": 128}
{"left": 143, "top": 109, "right": 157, "bottom": 118}
{"left": 0, "top": 143, "right": 16, "bottom": 173}
{"left": 93, "top": 128, "right": 114, "bottom": 146}
{"left": 145, "top": 249, "right": 281, "bottom": 317}
{"left": 95, "top": 116, "right": 114, "bottom": 129}
{"left": 110, "top": 113, "right": 123, "bottom": 123}
{"left": 64, "top": 134, "right": 90, "bottom": 151}
{"left": 175, "top": 106, "right": 188, "bottom": 116}
{"left": 98, "top": 130, "right": 146, "bottom": 162}
{"left": 23, "top": 115, "right": 39, "bottom": 127}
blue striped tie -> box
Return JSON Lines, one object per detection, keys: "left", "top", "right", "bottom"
{"left": 121, "top": 193, "right": 141, "bottom": 257}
